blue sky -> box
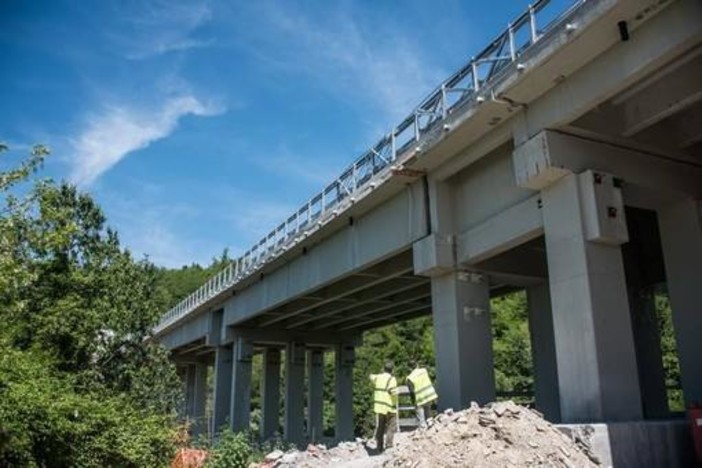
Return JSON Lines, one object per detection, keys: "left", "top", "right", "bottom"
{"left": 1, "top": 0, "right": 573, "bottom": 268}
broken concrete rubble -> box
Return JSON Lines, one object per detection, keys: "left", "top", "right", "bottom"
{"left": 255, "top": 401, "right": 600, "bottom": 467}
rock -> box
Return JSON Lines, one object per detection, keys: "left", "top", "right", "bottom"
{"left": 280, "top": 452, "right": 298, "bottom": 464}
{"left": 265, "top": 450, "right": 285, "bottom": 461}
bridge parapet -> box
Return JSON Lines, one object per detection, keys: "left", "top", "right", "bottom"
{"left": 155, "top": 0, "right": 585, "bottom": 334}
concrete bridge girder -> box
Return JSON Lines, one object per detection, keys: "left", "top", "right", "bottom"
{"left": 166, "top": 1, "right": 702, "bottom": 460}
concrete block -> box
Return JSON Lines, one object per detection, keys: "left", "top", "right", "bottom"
{"left": 513, "top": 131, "right": 571, "bottom": 190}
{"left": 578, "top": 171, "right": 628, "bottom": 245}
{"left": 557, "top": 420, "right": 696, "bottom": 468}
{"left": 413, "top": 233, "right": 455, "bottom": 277}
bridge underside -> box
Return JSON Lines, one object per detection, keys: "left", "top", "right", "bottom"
{"left": 162, "top": 0, "right": 702, "bottom": 463}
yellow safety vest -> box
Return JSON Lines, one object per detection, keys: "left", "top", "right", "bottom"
{"left": 370, "top": 373, "right": 397, "bottom": 414}
{"left": 407, "top": 367, "right": 438, "bottom": 407}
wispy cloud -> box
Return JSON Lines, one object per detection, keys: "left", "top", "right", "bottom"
{"left": 110, "top": 0, "right": 214, "bottom": 60}
{"left": 248, "top": 145, "right": 343, "bottom": 187}
{"left": 231, "top": 3, "right": 446, "bottom": 123}
{"left": 69, "top": 94, "right": 223, "bottom": 186}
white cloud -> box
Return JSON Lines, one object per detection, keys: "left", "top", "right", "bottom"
{"left": 112, "top": 0, "right": 214, "bottom": 60}
{"left": 69, "top": 95, "right": 222, "bottom": 186}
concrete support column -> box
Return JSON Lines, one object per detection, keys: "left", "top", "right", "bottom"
{"left": 230, "top": 337, "right": 253, "bottom": 432}
{"left": 191, "top": 363, "right": 208, "bottom": 437}
{"left": 431, "top": 271, "right": 495, "bottom": 410}
{"left": 284, "top": 342, "right": 306, "bottom": 446}
{"left": 542, "top": 173, "right": 642, "bottom": 422}
{"left": 658, "top": 198, "right": 702, "bottom": 408}
{"left": 621, "top": 208, "right": 669, "bottom": 419}
{"left": 260, "top": 348, "right": 281, "bottom": 440}
{"left": 212, "top": 345, "right": 233, "bottom": 433}
{"left": 307, "top": 349, "right": 325, "bottom": 443}
{"left": 628, "top": 286, "right": 669, "bottom": 418}
{"left": 184, "top": 365, "right": 196, "bottom": 418}
{"left": 526, "top": 284, "right": 561, "bottom": 422}
{"left": 335, "top": 343, "right": 355, "bottom": 441}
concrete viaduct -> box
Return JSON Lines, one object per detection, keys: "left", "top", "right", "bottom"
{"left": 153, "top": 0, "right": 702, "bottom": 463}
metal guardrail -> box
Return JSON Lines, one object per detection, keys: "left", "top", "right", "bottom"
{"left": 155, "top": 0, "right": 582, "bottom": 334}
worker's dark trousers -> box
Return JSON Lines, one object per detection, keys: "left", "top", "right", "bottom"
{"left": 374, "top": 412, "right": 396, "bottom": 451}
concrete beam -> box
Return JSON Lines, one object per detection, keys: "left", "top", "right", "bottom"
{"left": 320, "top": 284, "right": 430, "bottom": 329}
{"left": 518, "top": 0, "right": 702, "bottom": 141}
{"left": 514, "top": 130, "right": 702, "bottom": 197}
{"left": 227, "top": 327, "right": 361, "bottom": 347}
{"left": 258, "top": 253, "right": 414, "bottom": 327}
{"left": 338, "top": 302, "right": 432, "bottom": 331}
{"left": 285, "top": 276, "right": 426, "bottom": 329}
{"left": 457, "top": 194, "right": 543, "bottom": 265}
{"left": 620, "top": 54, "right": 702, "bottom": 137}
{"left": 223, "top": 184, "right": 427, "bottom": 327}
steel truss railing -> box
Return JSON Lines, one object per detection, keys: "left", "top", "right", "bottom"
{"left": 155, "top": 0, "right": 581, "bottom": 334}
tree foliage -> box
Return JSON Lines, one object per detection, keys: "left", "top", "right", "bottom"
{"left": 0, "top": 145, "right": 181, "bottom": 466}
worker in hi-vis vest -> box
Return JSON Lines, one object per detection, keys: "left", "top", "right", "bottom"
{"left": 406, "top": 361, "right": 438, "bottom": 427}
{"left": 369, "top": 361, "right": 398, "bottom": 452}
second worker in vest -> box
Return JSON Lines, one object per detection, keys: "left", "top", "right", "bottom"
{"left": 406, "top": 361, "right": 438, "bottom": 427}
{"left": 369, "top": 361, "right": 398, "bottom": 452}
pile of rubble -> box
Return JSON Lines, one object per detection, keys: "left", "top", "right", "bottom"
{"left": 385, "top": 401, "right": 599, "bottom": 467}
{"left": 259, "top": 440, "right": 378, "bottom": 468}
{"left": 257, "top": 401, "right": 600, "bottom": 467}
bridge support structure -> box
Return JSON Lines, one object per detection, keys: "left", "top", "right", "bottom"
{"left": 260, "top": 347, "right": 281, "bottom": 440}
{"left": 526, "top": 283, "right": 561, "bottom": 423}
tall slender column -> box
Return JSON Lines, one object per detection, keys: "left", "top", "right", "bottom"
{"left": 212, "top": 345, "right": 233, "bottom": 434}
{"left": 431, "top": 271, "right": 495, "bottom": 410}
{"left": 284, "top": 342, "right": 305, "bottom": 446}
{"left": 185, "top": 365, "right": 197, "bottom": 418}
{"left": 260, "top": 348, "right": 281, "bottom": 440}
{"left": 527, "top": 284, "right": 561, "bottom": 422}
{"left": 658, "top": 198, "right": 702, "bottom": 408}
{"left": 621, "top": 208, "right": 669, "bottom": 419}
{"left": 192, "top": 363, "right": 208, "bottom": 437}
{"left": 335, "top": 343, "right": 355, "bottom": 441}
{"left": 542, "top": 172, "right": 642, "bottom": 422}
{"left": 230, "top": 337, "right": 253, "bottom": 432}
{"left": 307, "top": 349, "right": 325, "bottom": 443}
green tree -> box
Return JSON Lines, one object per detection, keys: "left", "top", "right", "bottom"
{"left": 0, "top": 144, "right": 181, "bottom": 466}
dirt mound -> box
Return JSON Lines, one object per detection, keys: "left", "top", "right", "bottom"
{"left": 258, "top": 401, "right": 600, "bottom": 467}
{"left": 384, "top": 401, "right": 599, "bottom": 467}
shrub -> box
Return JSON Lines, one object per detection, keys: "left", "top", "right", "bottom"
{"left": 0, "top": 344, "right": 177, "bottom": 467}
{"left": 206, "top": 429, "right": 253, "bottom": 468}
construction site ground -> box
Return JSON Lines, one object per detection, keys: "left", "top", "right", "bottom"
{"left": 256, "top": 401, "right": 601, "bottom": 467}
